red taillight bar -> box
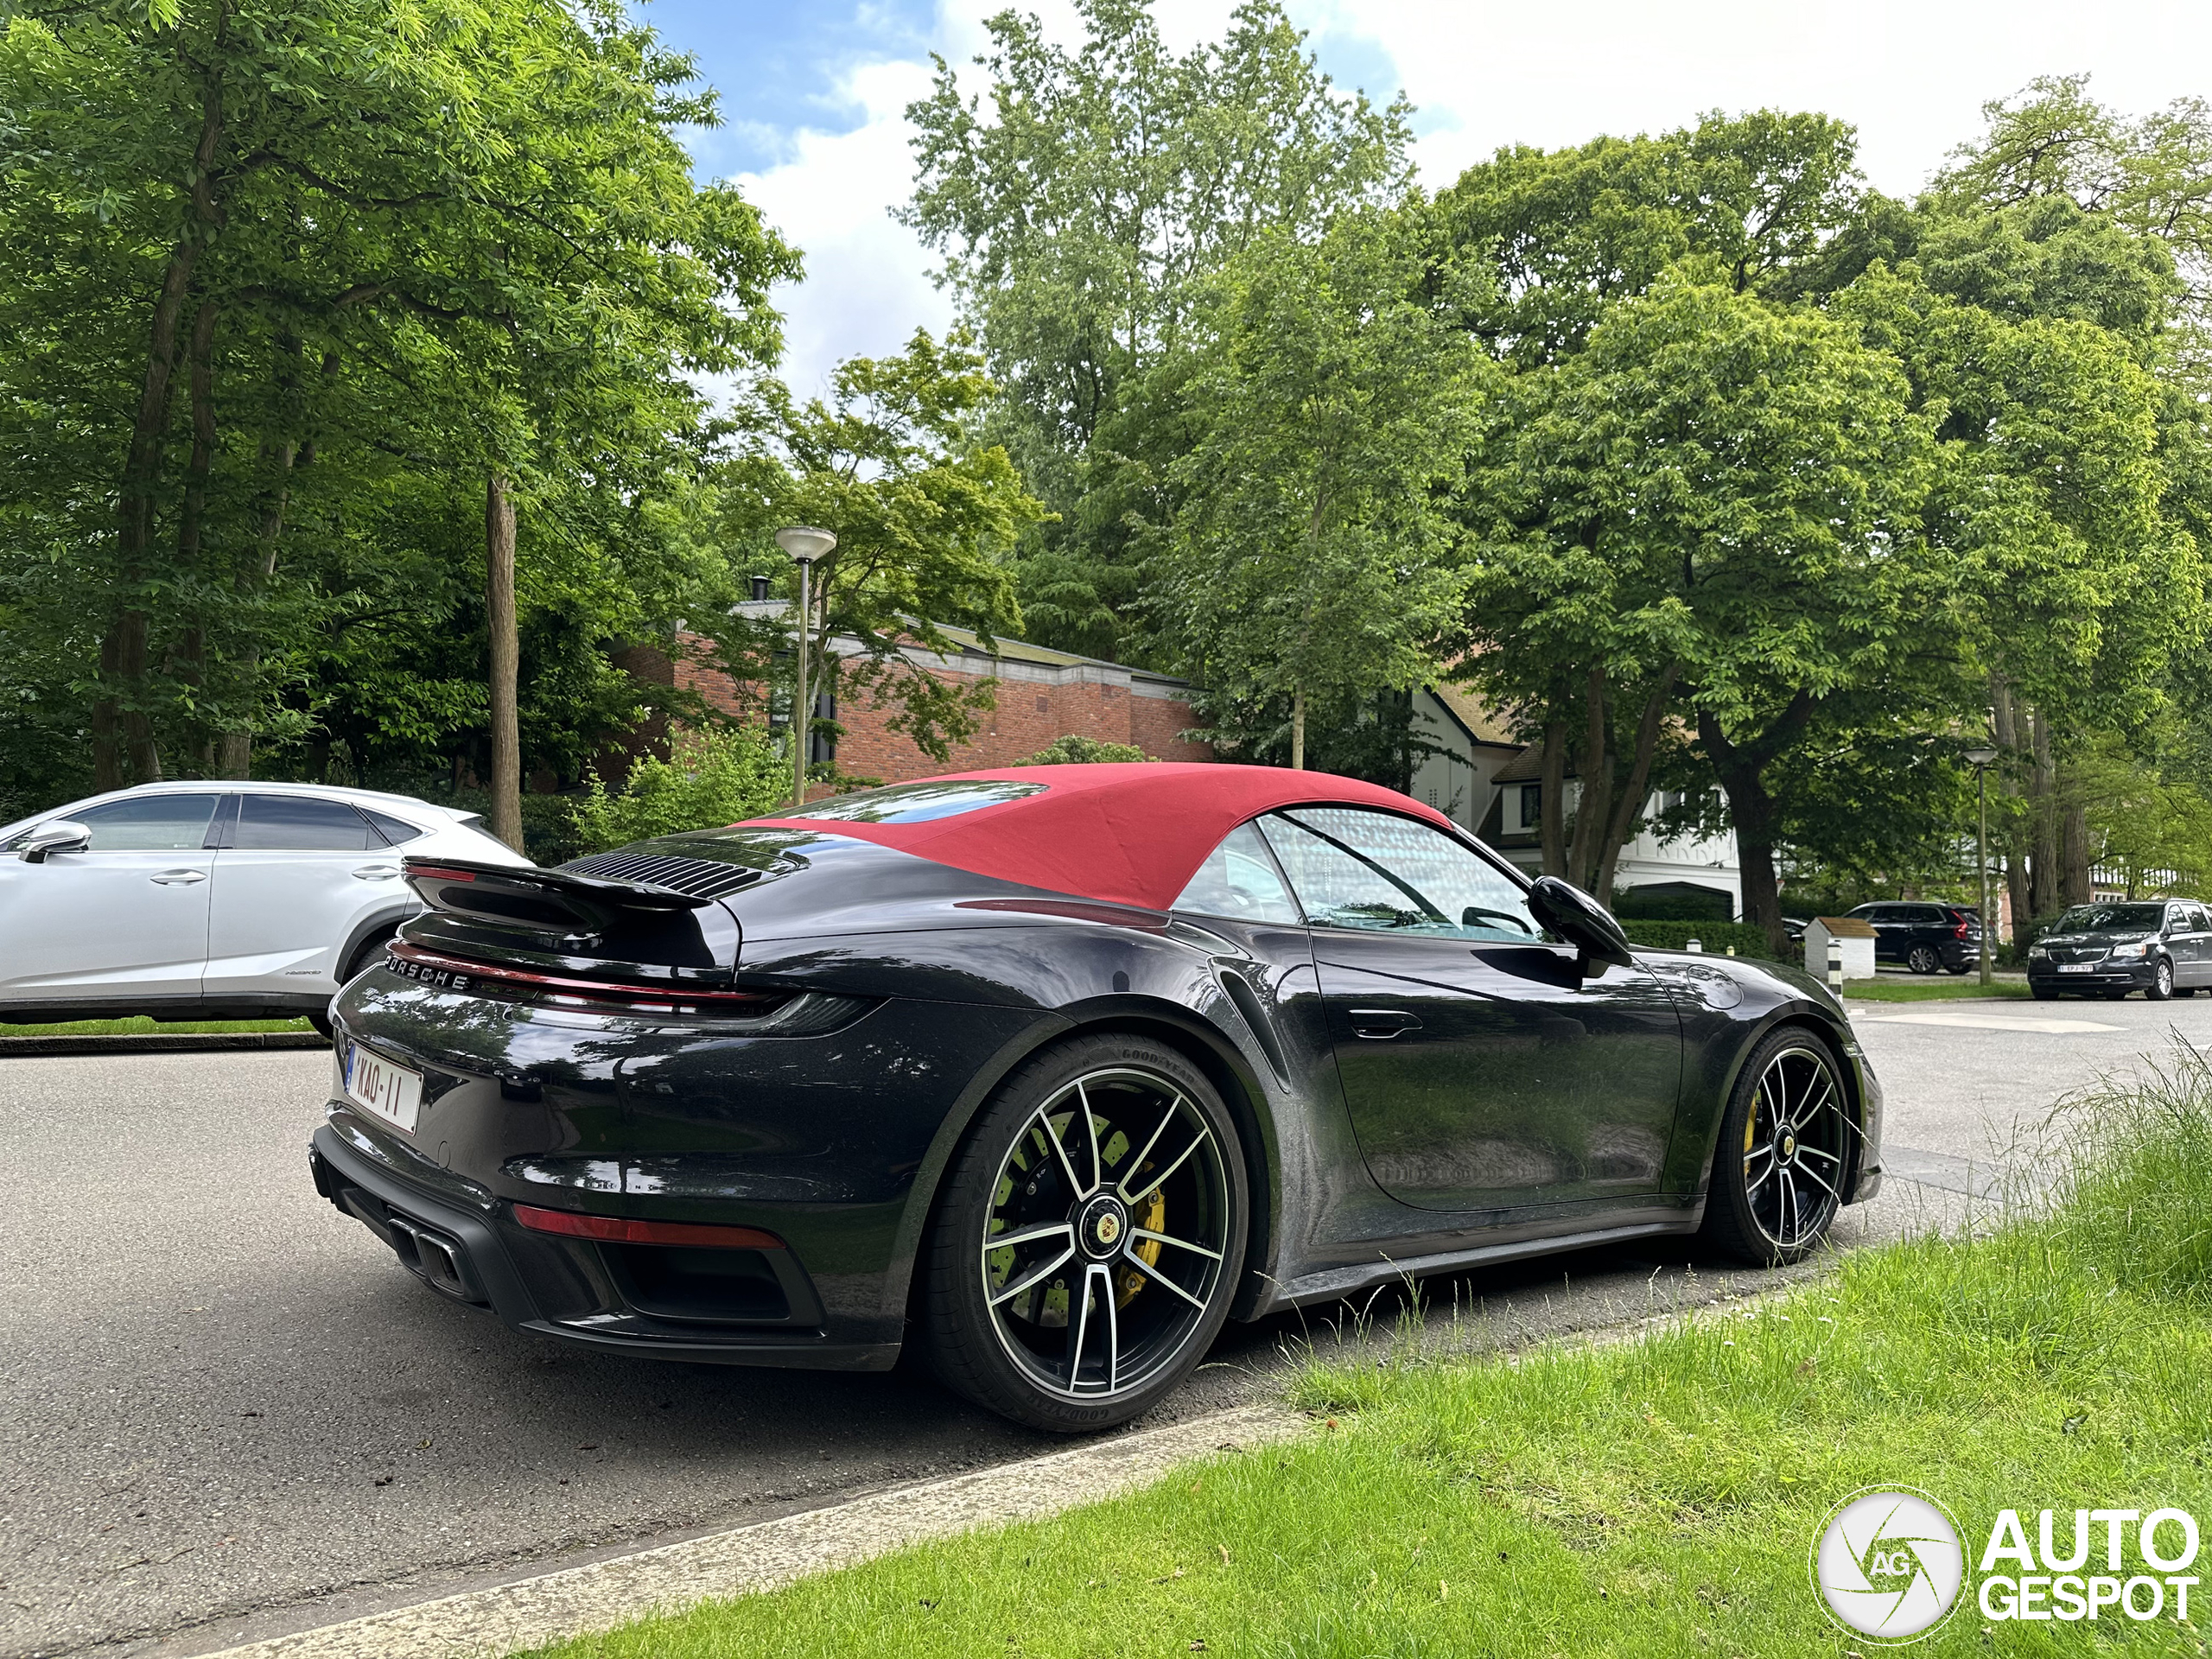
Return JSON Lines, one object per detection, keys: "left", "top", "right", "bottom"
{"left": 385, "top": 941, "right": 781, "bottom": 1011}
{"left": 512, "top": 1204, "right": 785, "bottom": 1251}
{"left": 407, "top": 865, "right": 480, "bottom": 882}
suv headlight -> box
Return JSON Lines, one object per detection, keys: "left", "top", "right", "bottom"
{"left": 2110, "top": 940, "right": 2148, "bottom": 959}
{"left": 2027, "top": 944, "right": 2048, "bottom": 959}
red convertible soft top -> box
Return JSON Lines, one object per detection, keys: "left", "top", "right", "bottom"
{"left": 739, "top": 763, "right": 1457, "bottom": 912}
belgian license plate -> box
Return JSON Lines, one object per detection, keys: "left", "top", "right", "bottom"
{"left": 345, "top": 1046, "right": 423, "bottom": 1132}
{"left": 2056, "top": 963, "right": 2094, "bottom": 974}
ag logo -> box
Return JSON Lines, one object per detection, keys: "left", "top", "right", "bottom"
{"left": 1812, "top": 1488, "right": 1966, "bottom": 1642}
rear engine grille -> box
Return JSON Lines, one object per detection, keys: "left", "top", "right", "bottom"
{"left": 558, "top": 852, "right": 763, "bottom": 901}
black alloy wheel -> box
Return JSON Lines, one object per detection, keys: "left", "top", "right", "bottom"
{"left": 2148, "top": 957, "right": 2176, "bottom": 1001}
{"left": 920, "top": 1035, "right": 1246, "bottom": 1432}
{"left": 1906, "top": 944, "right": 1940, "bottom": 976}
{"left": 1700, "top": 1031, "right": 1853, "bottom": 1267}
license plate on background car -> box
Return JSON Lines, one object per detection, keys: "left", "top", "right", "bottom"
{"left": 2057, "top": 963, "right": 2094, "bottom": 973}
{"left": 345, "top": 1046, "right": 422, "bottom": 1132}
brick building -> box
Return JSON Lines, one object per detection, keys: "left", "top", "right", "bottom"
{"left": 638, "top": 601, "right": 1210, "bottom": 785}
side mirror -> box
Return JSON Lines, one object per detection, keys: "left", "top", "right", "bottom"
{"left": 1525, "top": 875, "right": 1634, "bottom": 970}
{"left": 19, "top": 818, "right": 91, "bottom": 863}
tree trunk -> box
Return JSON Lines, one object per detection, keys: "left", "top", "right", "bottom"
{"left": 98, "top": 36, "right": 227, "bottom": 789}
{"left": 1592, "top": 663, "right": 1680, "bottom": 900}
{"left": 173, "top": 299, "right": 219, "bottom": 769}
{"left": 2030, "top": 709, "right": 2059, "bottom": 918}
{"left": 1289, "top": 686, "right": 1305, "bottom": 771}
{"left": 1697, "top": 694, "right": 1816, "bottom": 957}
{"left": 2058, "top": 779, "right": 2093, "bottom": 906}
{"left": 486, "top": 474, "right": 523, "bottom": 851}
{"left": 1538, "top": 717, "right": 1568, "bottom": 877}
{"left": 1565, "top": 668, "right": 1612, "bottom": 893}
{"left": 1991, "top": 674, "right": 2029, "bottom": 944}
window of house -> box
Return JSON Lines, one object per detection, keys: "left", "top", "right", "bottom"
{"left": 1516, "top": 782, "right": 1541, "bottom": 830}
{"left": 1258, "top": 807, "right": 1541, "bottom": 943}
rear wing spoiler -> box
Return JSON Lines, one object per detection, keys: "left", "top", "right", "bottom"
{"left": 401, "top": 856, "right": 712, "bottom": 935}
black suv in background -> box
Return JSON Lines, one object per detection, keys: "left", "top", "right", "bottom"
{"left": 1847, "top": 901, "right": 1983, "bottom": 975}
{"left": 2028, "top": 899, "right": 2212, "bottom": 1001}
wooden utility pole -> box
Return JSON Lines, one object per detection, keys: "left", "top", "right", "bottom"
{"left": 486, "top": 474, "right": 522, "bottom": 851}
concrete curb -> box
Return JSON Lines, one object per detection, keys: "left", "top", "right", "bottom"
{"left": 198, "top": 1403, "right": 1306, "bottom": 1659}
{"left": 0, "top": 1032, "right": 327, "bottom": 1057}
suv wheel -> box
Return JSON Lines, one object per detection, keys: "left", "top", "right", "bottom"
{"left": 1906, "top": 944, "right": 1940, "bottom": 976}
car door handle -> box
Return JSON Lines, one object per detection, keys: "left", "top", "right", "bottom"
{"left": 149, "top": 868, "right": 207, "bottom": 885}
{"left": 1348, "top": 1008, "right": 1421, "bottom": 1039}
{"left": 352, "top": 864, "right": 402, "bottom": 880}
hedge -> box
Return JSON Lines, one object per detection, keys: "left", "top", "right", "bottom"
{"left": 1619, "top": 919, "right": 1777, "bottom": 960}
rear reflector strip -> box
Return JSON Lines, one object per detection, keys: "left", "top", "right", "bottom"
{"left": 512, "top": 1204, "right": 785, "bottom": 1251}
{"left": 386, "top": 941, "right": 785, "bottom": 1014}
{"left": 406, "top": 865, "right": 479, "bottom": 882}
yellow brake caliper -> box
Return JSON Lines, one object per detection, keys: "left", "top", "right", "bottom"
{"left": 1119, "top": 1186, "right": 1166, "bottom": 1306}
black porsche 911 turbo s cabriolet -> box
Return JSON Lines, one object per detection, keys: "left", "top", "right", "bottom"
{"left": 310, "top": 764, "right": 1883, "bottom": 1432}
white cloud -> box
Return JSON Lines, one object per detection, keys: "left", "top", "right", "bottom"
{"left": 731, "top": 58, "right": 954, "bottom": 400}
{"left": 732, "top": 0, "right": 2212, "bottom": 392}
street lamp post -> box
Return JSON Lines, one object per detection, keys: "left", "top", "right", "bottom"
{"left": 1966, "top": 744, "right": 1999, "bottom": 987}
{"left": 774, "top": 526, "right": 836, "bottom": 809}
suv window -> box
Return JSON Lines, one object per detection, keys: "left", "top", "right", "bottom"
{"left": 361, "top": 808, "right": 424, "bottom": 846}
{"left": 2188, "top": 905, "right": 2212, "bottom": 933}
{"left": 235, "top": 793, "right": 375, "bottom": 851}
{"left": 1258, "top": 807, "right": 1541, "bottom": 943}
{"left": 1172, "top": 823, "right": 1301, "bottom": 925}
{"left": 2, "top": 793, "right": 224, "bottom": 852}
{"left": 1912, "top": 906, "right": 1948, "bottom": 925}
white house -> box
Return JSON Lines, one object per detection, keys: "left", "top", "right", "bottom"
{"left": 1403, "top": 683, "right": 1745, "bottom": 919}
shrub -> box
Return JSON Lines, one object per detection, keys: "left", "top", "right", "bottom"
{"left": 1007, "top": 734, "right": 1155, "bottom": 766}
{"left": 568, "top": 726, "right": 790, "bottom": 855}
{"left": 1618, "top": 919, "right": 1774, "bottom": 959}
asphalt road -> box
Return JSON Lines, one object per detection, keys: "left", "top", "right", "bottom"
{"left": 7, "top": 990, "right": 2206, "bottom": 1658}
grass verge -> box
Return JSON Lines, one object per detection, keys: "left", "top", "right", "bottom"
{"left": 1843, "top": 976, "right": 2031, "bottom": 1001}
{"left": 528, "top": 1053, "right": 2212, "bottom": 1658}
{"left": 0, "top": 1014, "right": 314, "bottom": 1036}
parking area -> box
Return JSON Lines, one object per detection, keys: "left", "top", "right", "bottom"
{"left": 6, "top": 996, "right": 2208, "bottom": 1658}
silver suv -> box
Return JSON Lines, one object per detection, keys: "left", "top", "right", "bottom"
{"left": 0, "top": 781, "right": 531, "bottom": 1031}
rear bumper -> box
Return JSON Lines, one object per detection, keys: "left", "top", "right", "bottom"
{"left": 309, "top": 1122, "right": 900, "bottom": 1371}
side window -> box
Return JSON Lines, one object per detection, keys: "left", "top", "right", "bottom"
{"left": 3, "top": 793, "right": 225, "bottom": 851}
{"left": 1171, "top": 823, "right": 1302, "bottom": 925}
{"left": 235, "top": 794, "right": 376, "bottom": 851}
{"left": 361, "top": 808, "right": 424, "bottom": 846}
{"left": 1259, "top": 807, "right": 1541, "bottom": 943}
{"left": 2189, "top": 905, "right": 2212, "bottom": 933}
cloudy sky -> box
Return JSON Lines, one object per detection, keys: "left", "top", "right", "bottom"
{"left": 645, "top": 0, "right": 2212, "bottom": 398}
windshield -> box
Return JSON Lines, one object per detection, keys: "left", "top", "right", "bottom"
{"left": 2057, "top": 903, "right": 2166, "bottom": 933}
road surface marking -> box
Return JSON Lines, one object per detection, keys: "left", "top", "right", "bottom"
{"left": 1853, "top": 1009, "right": 2120, "bottom": 1034}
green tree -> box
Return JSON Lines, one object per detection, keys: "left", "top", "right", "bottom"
{"left": 1467, "top": 275, "right": 1941, "bottom": 947}
{"left": 902, "top": 0, "right": 1410, "bottom": 662}
{"left": 569, "top": 724, "right": 788, "bottom": 855}
{"left": 1153, "top": 215, "right": 1481, "bottom": 770}
{"left": 704, "top": 331, "right": 1048, "bottom": 773}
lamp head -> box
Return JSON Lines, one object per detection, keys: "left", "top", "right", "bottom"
{"left": 774, "top": 525, "right": 836, "bottom": 564}
{"left": 1964, "top": 746, "right": 1999, "bottom": 767}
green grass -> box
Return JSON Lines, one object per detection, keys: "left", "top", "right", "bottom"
{"left": 1842, "top": 975, "right": 2032, "bottom": 1001}
{"left": 527, "top": 1054, "right": 2212, "bottom": 1659}
{"left": 0, "top": 1014, "right": 315, "bottom": 1036}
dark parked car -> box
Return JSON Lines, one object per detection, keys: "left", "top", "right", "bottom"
{"left": 1847, "top": 900, "right": 1983, "bottom": 976}
{"left": 2028, "top": 899, "right": 2212, "bottom": 1001}
{"left": 310, "top": 765, "right": 1884, "bottom": 1432}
